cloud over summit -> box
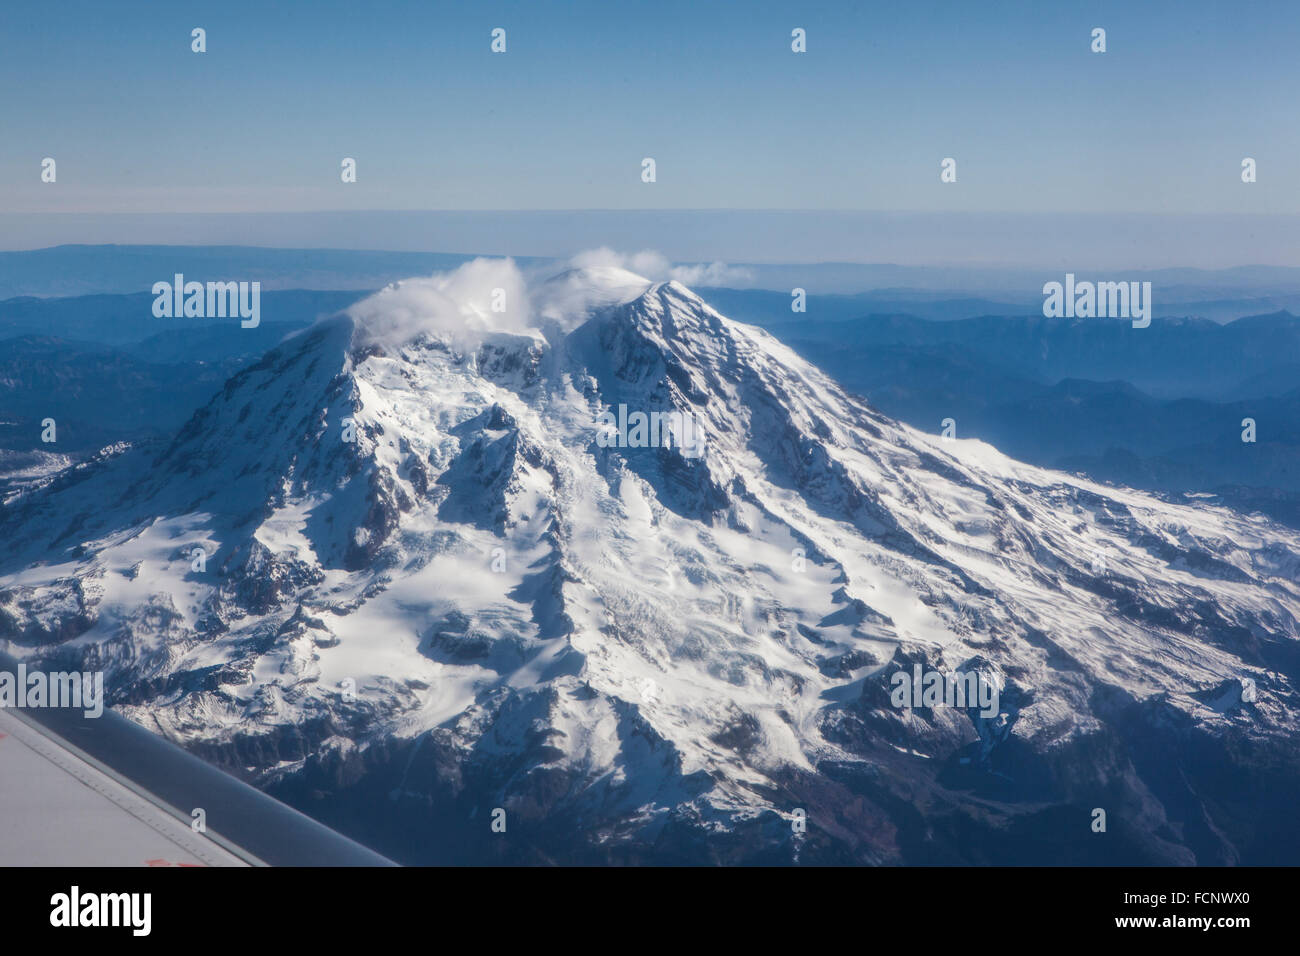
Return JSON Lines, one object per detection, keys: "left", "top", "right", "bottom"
{"left": 344, "top": 249, "right": 751, "bottom": 348}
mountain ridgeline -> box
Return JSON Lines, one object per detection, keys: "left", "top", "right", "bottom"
{"left": 2, "top": 270, "right": 1299, "bottom": 864}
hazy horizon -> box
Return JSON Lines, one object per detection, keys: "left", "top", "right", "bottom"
{"left": 4, "top": 209, "right": 1300, "bottom": 271}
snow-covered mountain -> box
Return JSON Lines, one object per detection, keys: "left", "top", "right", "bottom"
{"left": 3, "top": 263, "right": 1299, "bottom": 864}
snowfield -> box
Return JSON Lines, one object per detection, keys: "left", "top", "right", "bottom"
{"left": 3, "top": 262, "right": 1299, "bottom": 864}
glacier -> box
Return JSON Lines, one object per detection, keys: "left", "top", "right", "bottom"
{"left": 2, "top": 263, "right": 1298, "bottom": 864}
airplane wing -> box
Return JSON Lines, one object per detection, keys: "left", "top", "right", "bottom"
{"left": 0, "top": 651, "right": 394, "bottom": 867}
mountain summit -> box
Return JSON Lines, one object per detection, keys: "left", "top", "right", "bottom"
{"left": 3, "top": 266, "right": 1299, "bottom": 864}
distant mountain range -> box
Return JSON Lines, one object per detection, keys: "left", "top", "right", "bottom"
{"left": 0, "top": 289, "right": 364, "bottom": 347}
{"left": 6, "top": 245, "right": 1300, "bottom": 322}
{"left": 0, "top": 291, "right": 366, "bottom": 458}
{"left": 0, "top": 246, "right": 492, "bottom": 299}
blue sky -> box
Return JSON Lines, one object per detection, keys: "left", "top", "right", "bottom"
{"left": 1, "top": 0, "right": 1297, "bottom": 261}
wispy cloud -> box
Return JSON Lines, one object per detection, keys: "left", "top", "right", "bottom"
{"left": 569, "top": 247, "right": 754, "bottom": 287}
{"left": 344, "top": 248, "right": 751, "bottom": 348}
{"left": 346, "top": 257, "right": 532, "bottom": 349}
